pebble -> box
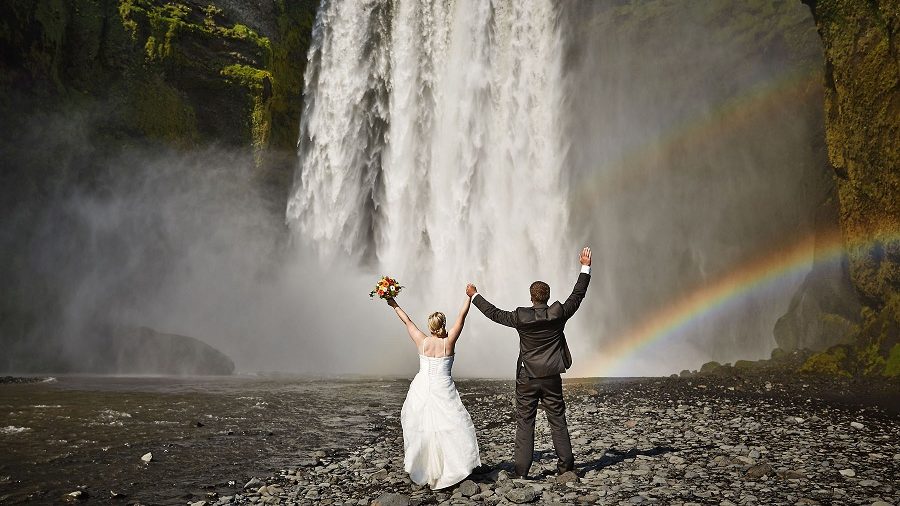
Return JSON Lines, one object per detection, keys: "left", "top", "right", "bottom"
{"left": 556, "top": 471, "right": 579, "bottom": 484}
{"left": 746, "top": 463, "right": 773, "bottom": 479}
{"left": 505, "top": 486, "right": 536, "bottom": 503}
{"left": 140, "top": 452, "right": 152, "bottom": 463}
{"left": 221, "top": 376, "right": 900, "bottom": 506}
{"left": 458, "top": 479, "right": 478, "bottom": 497}
{"left": 62, "top": 490, "right": 87, "bottom": 502}
{"left": 371, "top": 492, "right": 409, "bottom": 506}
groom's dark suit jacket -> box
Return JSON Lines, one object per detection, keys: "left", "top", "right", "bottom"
{"left": 473, "top": 272, "right": 590, "bottom": 378}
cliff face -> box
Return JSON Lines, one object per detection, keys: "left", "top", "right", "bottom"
{"left": 0, "top": 0, "right": 316, "bottom": 188}
{"left": 798, "top": 0, "right": 900, "bottom": 376}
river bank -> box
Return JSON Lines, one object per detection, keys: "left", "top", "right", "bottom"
{"left": 228, "top": 374, "right": 898, "bottom": 506}
{"left": 1, "top": 374, "right": 897, "bottom": 505}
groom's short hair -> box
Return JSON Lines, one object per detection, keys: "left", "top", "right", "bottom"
{"left": 530, "top": 281, "right": 550, "bottom": 304}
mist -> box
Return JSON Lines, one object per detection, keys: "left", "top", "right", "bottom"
{"left": 0, "top": 104, "right": 409, "bottom": 375}
{"left": 561, "top": 2, "right": 825, "bottom": 375}
{"left": 0, "top": 1, "right": 827, "bottom": 378}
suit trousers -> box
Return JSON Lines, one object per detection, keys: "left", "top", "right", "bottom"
{"left": 514, "top": 367, "right": 574, "bottom": 477}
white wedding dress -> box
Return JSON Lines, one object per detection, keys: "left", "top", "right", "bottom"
{"left": 401, "top": 338, "right": 481, "bottom": 489}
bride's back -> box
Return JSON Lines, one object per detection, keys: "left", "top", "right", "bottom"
{"left": 420, "top": 334, "right": 454, "bottom": 357}
{"left": 418, "top": 311, "right": 456, "bottom": 357}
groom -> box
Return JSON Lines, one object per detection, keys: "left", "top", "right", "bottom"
{"left": 466, "top": 247, "right": 591, "bottom": 478}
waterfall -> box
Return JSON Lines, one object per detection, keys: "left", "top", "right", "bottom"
{"left": 287, "top": 0, "right": 571, "bottom": 315}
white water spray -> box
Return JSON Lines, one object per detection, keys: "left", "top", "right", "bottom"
{"left": 287, "top": 0, "right": 572, "bottom": 337}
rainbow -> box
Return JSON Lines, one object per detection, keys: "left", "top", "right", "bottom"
{"left": 567, "top": 67, "right": 828, "bottom": 376}
{"left": 572, "top": 68, "right": 822, "bottom": 202}
{"left": 564, "top": 60, "right": 898, "bottom": 376}
{"left": 576, "top": 230, "right": 846, "bottom": 377}
{"left": 577, "top": 228, "right": 900, "bottom": 377}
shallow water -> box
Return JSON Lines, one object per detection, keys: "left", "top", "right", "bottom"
{"left": 0, "top": 375, "right": 416, "bottom": 504}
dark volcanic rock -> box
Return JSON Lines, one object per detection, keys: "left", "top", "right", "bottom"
{"left": 774, "top": 221, "right": 861, "bottom": 352}
{"left": 229, "top": 376, "right": 899, "bottom": 506}
{"left": 0, "top": 376, "right": 46, "bottom": 384}
{"left": 505, "top": 486, "right": 536, "bottom": 503}
{"left": 745, "top": 463, "right": 773, "bottom": 479}
{"left": 556, "top": 470, "right": 579, "bottom": 484}
{"left": 371, "top": 492, "right": 409, "bottom": 506}
{"left": 457, "top": 479, "right": 478, "bottom": 497}
{"left": 78, "top": 326, "right": 235, "bottom": 375}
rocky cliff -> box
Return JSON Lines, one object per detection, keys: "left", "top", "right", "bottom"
{"left": 0, "top": 0, "right": 316, "bottom": 190}
{"left": 794, "top": 0, "right": 900, "bottom": 377}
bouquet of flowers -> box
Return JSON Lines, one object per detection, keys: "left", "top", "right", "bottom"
{"left": 369, "top": 276, "right": 403, "bottom": 300}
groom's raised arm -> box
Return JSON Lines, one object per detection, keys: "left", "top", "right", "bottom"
{"left": 563, "top": 247, "right": 592, "bottom": 320}
{"left": 467, "top": 283, "right": 518, "bottom": 328}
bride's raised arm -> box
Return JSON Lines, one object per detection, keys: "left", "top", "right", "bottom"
{"left": 386, "top": 298, "right": 427, "bottom": 345}
{"left": 447, "top": 294, "right": 472, "bottom": 344}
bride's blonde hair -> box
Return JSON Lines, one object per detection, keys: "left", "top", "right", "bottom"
{"left": 427, "top": 311, "right": 448, "bottom": 338}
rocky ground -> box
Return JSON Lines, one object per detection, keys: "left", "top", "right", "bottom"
{"left": 0, "top": 376, "right": 48, "bottom": 384}
{"left": 184, "top": 374, "right": 900, "bottom": 506}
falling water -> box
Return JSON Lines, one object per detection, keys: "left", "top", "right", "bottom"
{"left": 287, "top": 1, "right": 824, "bottom": 376}
{"left": 287, "top": 0, "right": 571, "bottom": 318}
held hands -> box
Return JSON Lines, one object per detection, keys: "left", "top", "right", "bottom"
{"left": 580, "top": 246, "right": 592, "bottom": 267}
{"left": 466, "top": 284, "right": 477, "bottom": 298}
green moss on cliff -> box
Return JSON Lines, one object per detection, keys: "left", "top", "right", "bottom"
{"left": 1, "top": 0, "right": 317, "bottom": 208}
{"left": 116, "top": 0, "right": 281, "bottom": 152}
{"left": 221, "top": 64, "right": 273, "bottom": 155}
{"left": 885, "top": 345, "right": 900, "bottom": 377}
{"left": 129, "top": 77, "right": 198, "bottom": 145}
{"left": 799, "top": 294, "right": 900, "bottom": 377}
{"left": 220, "top": 63, "right": 270, "bottom": 85}
{"left": 260, "top": 0, "right": 317, "bottom": 190}
{"left": 807, "top": 0, "right": 900, "bottom": 307}
{"left": 789, "top": 0, "right": 900, "bottom": 379}
{"left": 800, "top": 345, "right": 851, "bottom": 376}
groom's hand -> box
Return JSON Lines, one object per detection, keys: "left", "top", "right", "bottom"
{"left": 466, "top": 284, "right": 477, "bottom": 297}
{"left": 580, "top": 246, "right": 592, "bottom": 267}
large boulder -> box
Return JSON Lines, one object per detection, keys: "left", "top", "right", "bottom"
{"left": 774, "top": 255, "right": 861, "bottom": 351}
{"left": 4, "top": 325, "right": 235, "bottom": 375}
{"left": 99, "top": 326, "right": 235, "bottom": 375}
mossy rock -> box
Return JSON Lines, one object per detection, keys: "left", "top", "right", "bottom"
{"left": 884, "top": 344, "right": 900, "bottom": 378}
{"left": 734, "top": 360, "right": 758, "bottom": 370}
{"left": 127, "top": 77, "right": 199, "bottom": 145}
{"left": 770, "top": 347, "right": 789, "bottom": 361}
{"left": 699, "top": 361, "right": 722, "bottom": 374}
{"left": 799, "top": 345, "right": 851, "bottom": 376}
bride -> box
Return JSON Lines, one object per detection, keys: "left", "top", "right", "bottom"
{"left": 385, "top": 292, "right": 481, "bottom": 489}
